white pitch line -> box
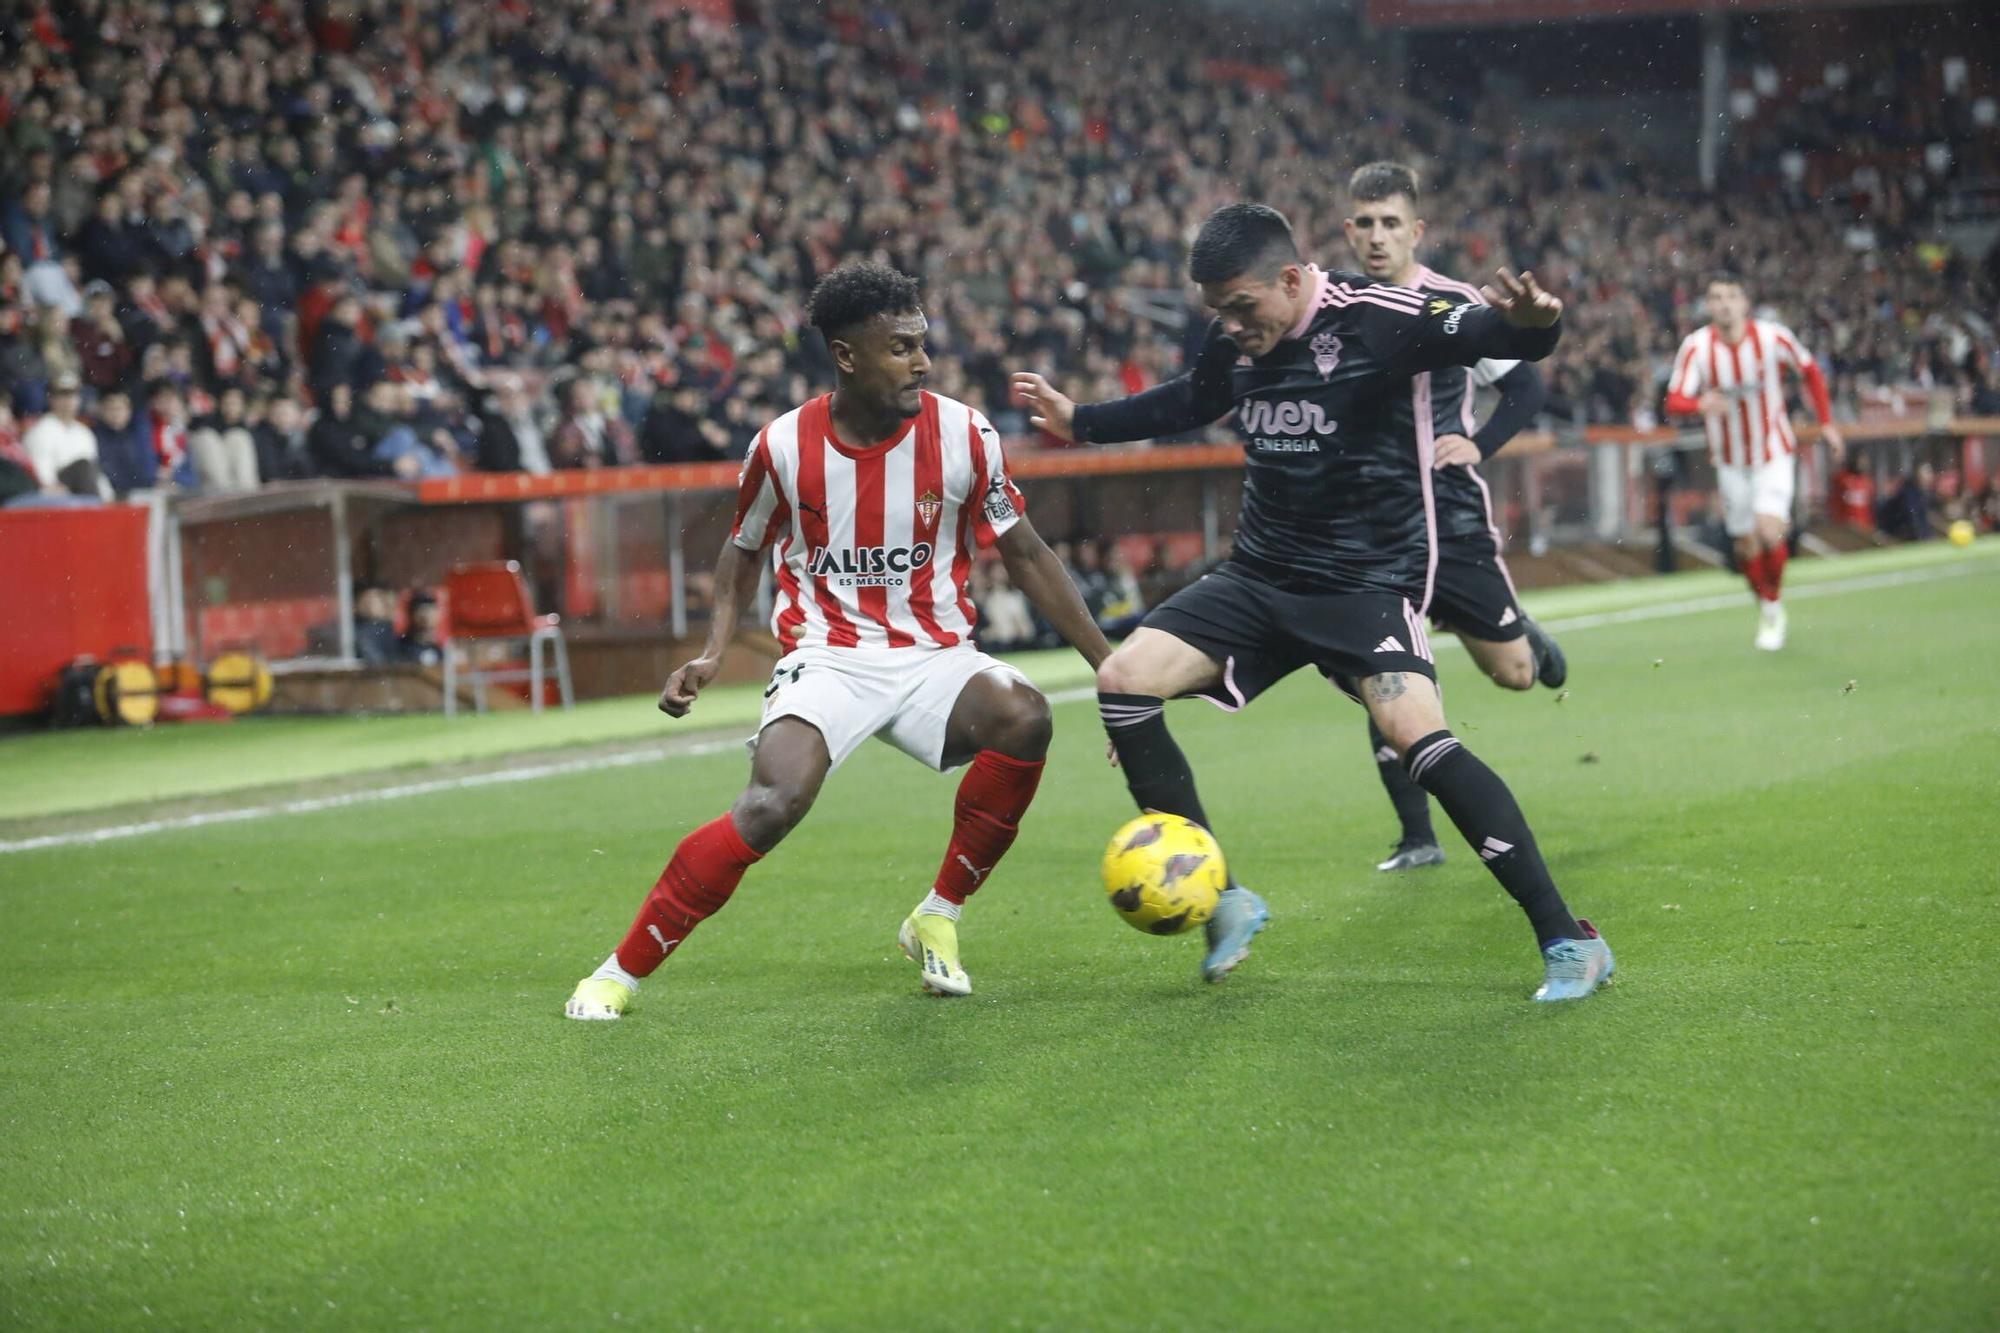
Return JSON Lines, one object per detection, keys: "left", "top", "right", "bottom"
{"left": 0, "top": 738, "right": 743, "bottom": 855}
{"left": 1535, "top": 561, "right": 1985, "bottom": 633}
{"left": 2, "top": 557, "right": 1990, "bottom": 856}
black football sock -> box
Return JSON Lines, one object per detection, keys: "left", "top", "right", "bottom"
{"left": 1098, "top": 691, "right": 1238, "bottom": 890}
{"left": 1369, "top": 718, "right": 1435, "bottom": 846}
{"left": 1403, "top": 730, "right": 1581, "bottom": 945}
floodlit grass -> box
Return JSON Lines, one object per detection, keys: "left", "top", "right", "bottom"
{"left": 2, "top": 542, "right": 1996, "bottom": 1329}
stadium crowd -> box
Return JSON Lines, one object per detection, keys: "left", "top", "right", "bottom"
{"left": 0, "top": 0, "right": 1994, "bottom": 509}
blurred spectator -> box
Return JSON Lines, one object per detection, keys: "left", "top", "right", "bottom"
{"left": 477, "top": 376, "right": 552, "bottom": 474}
{"left": 0, "top": 403, "right": 38, "bottom": 505}
{"left": 638, "top": 384, "right": 729, "bottom": 465}
{"left": 22, "top": 373, "right": 102, "bottom": 498}
{"left": 400, "top": 591, "right": 445, "bottom": 667}
{"left": 254, "top": 396, "right": 312, "bottom": 484}
{"left": 311, "top": 295, "right": 377, "bottom": 396}
{"left": 70, "top": 281, "right": 133, "bottom": 393}
{"left": 92, "top": 390, "right": 156, "bottom": 497}
{"left": 1139, "top": 539, "right": 1200, "bottom": 609}
{"left": 310, "top": 382, "right": 410, "bottom": 479}
{"left": 1876, "top": 462, "right": 1937, "bottom": 541}
{"left": 1974, "top": 477, "right": 2000, "bottom": 534}
{"left": 1828, "top": 451, "right": 1877, "bottom": 532}
{"left": 351, "top": 584, "right": 403, "bottom": 666}
{"left": 145, "top": 382, "right": 192, "bottom": 488}
{"left": 356, "top": 380, "right": 459, "bottom": 479}
{"left": 1069, "top": 540, "right": 1114, "bottom": 621}
{"left": 189, "top": 386, "right": 259, "bottom": 493}
{"left": 1099, "top": 542, "right": 1149, "bottom": 637}
{"left": 972, "top": 562, "right": 1036, "bottom": 651}
{"left": 551, "top": 377, "right": 632, "bottom": 469}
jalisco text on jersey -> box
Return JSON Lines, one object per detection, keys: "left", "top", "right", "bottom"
{"left": 806, "top": 543, "right": 936, "bottom": 586}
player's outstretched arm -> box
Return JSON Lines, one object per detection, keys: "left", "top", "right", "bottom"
{"left": 1397, "top": 270, "right": 1565, "bottom": 377}
{"left": 1012, "top": 321, "right": 1237, "bottom": 446}
{"left": 995, "top": 517, "right": 1114, "bottom": 670}
{"left": 660, "top": 537, "right": 762, "bottom": 717}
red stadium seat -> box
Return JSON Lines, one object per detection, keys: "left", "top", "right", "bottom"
{"left": 440, "top": 561, "right": 573, "bottom": 718}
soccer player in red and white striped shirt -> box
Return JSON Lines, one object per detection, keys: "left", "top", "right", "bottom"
{"left": 565, "top": 263, "right": 1112, "bottom": 1020}
{"left": 1665, "top": 274, "right": 1844, "bottom": 650}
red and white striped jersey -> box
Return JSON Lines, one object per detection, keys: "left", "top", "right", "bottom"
{"left": 730, "top": 391, "right": 1027, "bottom": 652}
{"left": 1666, "top": 319, "right": 1829, "bottom": 467}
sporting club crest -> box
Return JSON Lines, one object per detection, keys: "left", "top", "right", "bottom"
{"left": 916, "top": 489, "right": 942, "bottom": 529}
{"left": 1311, "top": 330, "right": 1343, "bottom": 378}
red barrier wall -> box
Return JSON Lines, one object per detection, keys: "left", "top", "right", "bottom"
{"left": 0, "top": 505, "right": 153, "bottom": 715}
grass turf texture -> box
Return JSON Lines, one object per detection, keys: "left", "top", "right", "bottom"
{"left": 3, "top": 544, "right": 1997, "bottom": 1329}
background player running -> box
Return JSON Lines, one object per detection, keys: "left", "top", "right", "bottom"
{"left": 1013, "top": 204, "right": 1614, "bottom": 1002}
{"left": 1342, "top": 160, "right": 1566, "bottom": 873}
{"left": 566, "top": 262, "right": 1113, "bottom": 1020}
{"left": 1665, "top": 272, "right": 1843, "bottom": 651}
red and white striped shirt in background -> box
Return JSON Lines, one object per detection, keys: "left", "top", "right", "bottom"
{"left": 1665, "top": 319, "right": 1834, "bottom": 468}
{"left": 731, "top": 391, "right": 1027, "bottom": 652}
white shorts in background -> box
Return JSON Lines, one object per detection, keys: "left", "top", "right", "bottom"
{"left": 1717, "top": 456, "right": 1797, "bottom": 537}
{"left": 753, "top": 644, "right": 1030, "bottom": 773}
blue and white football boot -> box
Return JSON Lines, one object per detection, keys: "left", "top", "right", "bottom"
{"left": 1532, "top": 918, "right": 1615, "bottom": 1002}
{"left": 1200, "top": 886, "right": 1270, "bottom": 983}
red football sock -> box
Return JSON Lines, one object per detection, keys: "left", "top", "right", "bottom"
{"left": 614, "top": 813, "right": 763, "bottom": 977}
{"left": 1740, "top": 550, "right": 1771, "bottom": 602}
{"left": 1762, "top": 542, "right": 1788, "bottom": 601}
{"left": 931, "top": 750, "right": 1046, "bottom": 904}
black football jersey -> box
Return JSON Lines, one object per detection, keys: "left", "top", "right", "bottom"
{"left": 1072, "top": 265, "right": 1559, "bottom": 599}
{"left": 1398, "top": 267, "right": 1525, "bottom": 544}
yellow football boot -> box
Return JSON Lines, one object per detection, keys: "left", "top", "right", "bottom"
{"left": 564, "top": 975, "right": 636, "bottom": 1021}
{"left": 897, "top": 912, "right": 971, "bottom": 996}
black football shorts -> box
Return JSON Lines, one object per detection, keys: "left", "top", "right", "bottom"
{"left": 1141, "top": 562, "right": 1438, "bottom": 708}
{"left": 1427, "top": 537, "right": 1529, "bottom": 643}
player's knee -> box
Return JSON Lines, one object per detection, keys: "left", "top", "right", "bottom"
{"left": 733, "top": 780, "right": 816, "bottom": 848}
{"left": 1492, "top": 657, "right": 1536, "bottom": 691}
{"left": 1095, "top": 650, "right": 1147, "bottom": 697}
{"left": 987, "top": 687, "right": 1053, "bottom": 760}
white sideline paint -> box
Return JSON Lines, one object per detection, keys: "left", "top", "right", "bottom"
{"left": 1, "top": 560, "right": 1986, "bottom": 856}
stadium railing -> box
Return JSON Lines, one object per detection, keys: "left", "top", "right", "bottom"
{"left": 152, "top": 415, "right": 1995, "bottom": 673}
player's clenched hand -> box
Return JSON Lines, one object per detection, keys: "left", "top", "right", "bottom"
{"left": 1481, "top": 268, "right": 1563, "bottom": 329}
{"left": 659, "top": 656, "right": 720, "bottom": 717}
{"left": 1010, "top": 372, "right": 1078, "bottom": 442}
{"left": 1698, "top": 390, "right": 1729, "bottom": 419}
{"left": 1433, "top": 433, "right": 1480, "bottom": 468}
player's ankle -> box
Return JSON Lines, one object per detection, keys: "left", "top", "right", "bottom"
{"left": 916, "top": 889, "right": 962, "bottom": 921}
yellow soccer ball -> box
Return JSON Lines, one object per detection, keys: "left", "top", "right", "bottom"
{"left": 1949, "top": 519, "right": 1975, "bottom": 547}
{"left": 1102, "top": 813, "right": 1226, "bottom": 935}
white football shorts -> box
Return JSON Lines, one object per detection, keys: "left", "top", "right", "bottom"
{"left": 753, "top": 644, "right": 1030, "bottom": 773}
{"left": 1716, "top": 456, "right": 1796, "bottom": 537}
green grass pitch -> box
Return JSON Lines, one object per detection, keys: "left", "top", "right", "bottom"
{"left": 3, "top": 543, "right": 1997, "bottom": 1329}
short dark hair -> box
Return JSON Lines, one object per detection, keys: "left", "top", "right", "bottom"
{"left": 1188, "top": 203, "right": 1299, "bottom": 286}
{"left": 805, "top": 261, "right": 922, "bottom": 341}
{"left": 1707, "top": 271, "right": 1747, "bottom": 291}
{"left": 1349, "top": 161, "right": 1421, "bottom": 207}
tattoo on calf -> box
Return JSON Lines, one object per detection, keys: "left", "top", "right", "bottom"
{"left": 1365, "top": 672, "right": 1408, "bottom": 703}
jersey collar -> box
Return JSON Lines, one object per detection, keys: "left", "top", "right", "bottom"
{"left": 1284, "top": 264, "right": 1329, "bottom": 343}
{"left": 821, "top": 392, "right": 918, "bottom": 459}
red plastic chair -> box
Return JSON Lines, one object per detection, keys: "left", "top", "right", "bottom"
{"left": 440, "top": 561, "right": 573, "bottom": 717}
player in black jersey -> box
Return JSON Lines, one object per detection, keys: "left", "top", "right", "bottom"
{"left": 1012, "top": 203, "right": 1614, "bottom": 1002}
{"left": 1343, "top": 161, "right": 1568, "bottom": 874}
